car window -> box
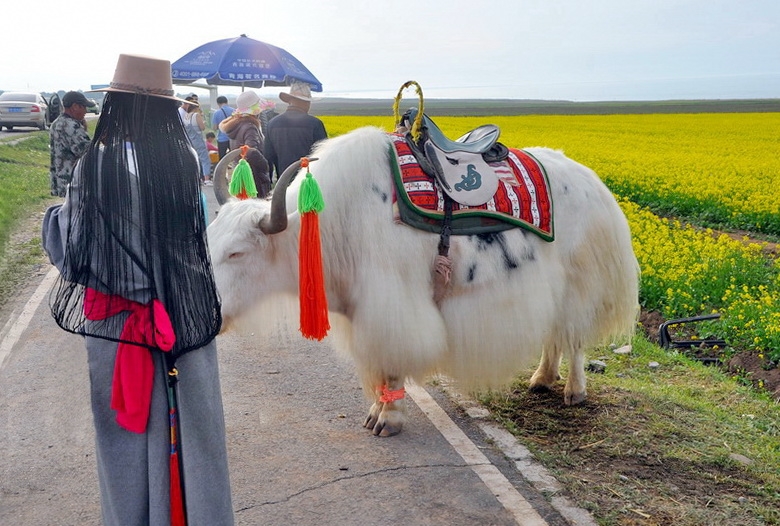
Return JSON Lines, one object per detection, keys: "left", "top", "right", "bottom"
{"left": 0, "top": 92, "right": 37, "bottom": 102}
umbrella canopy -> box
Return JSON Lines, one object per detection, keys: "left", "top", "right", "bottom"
{"left": 171, "top": 34, "right": 322, "bottom": 92}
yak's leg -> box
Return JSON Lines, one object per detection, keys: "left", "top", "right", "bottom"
{"left": 528, "top": 345, "right": 562, "bottom": 392}
{"left": 362, "top": 376, "right": 406, "bottom": 437}
{"left": 563, "top": 347, "right": 587, "bottom": 405}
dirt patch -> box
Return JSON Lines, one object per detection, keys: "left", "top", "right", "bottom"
{"left": 729, "top": 352, "right": 780, "bottom": 401}
{"left": 638, "top": 310, "right": 665, "bottom": 343}
{"left": 717, "top": 228, "right": 779, "bottom": 258}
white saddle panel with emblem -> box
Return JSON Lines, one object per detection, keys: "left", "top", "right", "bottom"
{"left": 423, "top": 141, "right": 500, "bottom": 206}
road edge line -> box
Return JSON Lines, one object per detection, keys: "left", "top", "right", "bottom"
{"left": 407, "top": 382, "right": 549, "bottom": 526}
{"left": 0, "top": 266, "right": 58, "bottom": 371}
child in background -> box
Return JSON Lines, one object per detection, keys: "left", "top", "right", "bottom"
{"left": 206, "top": 131, "right": 219, "bottom": 166}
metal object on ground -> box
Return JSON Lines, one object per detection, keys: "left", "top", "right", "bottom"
{"left": 658, "top": 313, "right": 727, "bottom": 350}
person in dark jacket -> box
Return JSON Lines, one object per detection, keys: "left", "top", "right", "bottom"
{"left": 219, "top": 90, "right": 271, "bottom": 197}
{"left": 264, "top": 81, "right": 327, "bottom": 181}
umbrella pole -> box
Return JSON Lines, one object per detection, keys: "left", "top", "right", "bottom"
{"left": 163, "top": 353, "right": 188, "bottom": 526}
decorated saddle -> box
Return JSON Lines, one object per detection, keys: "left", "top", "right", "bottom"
{"left": 390, "top": 128, "right": 555, "bottom": 241}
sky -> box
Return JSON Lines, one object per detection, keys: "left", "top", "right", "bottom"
{"left": 3, "top": 0, "right": 779, "bottom": 102}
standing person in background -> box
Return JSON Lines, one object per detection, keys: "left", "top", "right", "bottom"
{"left": 264, "top": 81, "right": 327, "bottom": 181}
{"left": 181, "top": 97, "right": 213, "bottom": 185}
{"left": 258, "top": 98, "right": 278, "bottom": 138}
{"left": 211, "top": 95, "right": 234, "bottom": 159}
{"left": 49, "top": 91, "right": 96, "bottom": 197}
{"left": 218, "top": 90, "right": 271, "bottom": 197}
{"left": 41, "top": 53, "right": 234, "bottom": 526}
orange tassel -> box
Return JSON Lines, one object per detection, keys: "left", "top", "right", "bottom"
{"left": 297, "top": 157, "right": 329, "bottom": 340}
{"left": 299, "top": 211, "right": 329, "bottom": 339}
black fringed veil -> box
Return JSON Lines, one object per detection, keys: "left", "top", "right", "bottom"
{"left": 46, "top": 91, "right": 221, "bottom": 360}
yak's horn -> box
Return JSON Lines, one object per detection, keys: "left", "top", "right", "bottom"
{"left": 212, "top": 149, "right": 244, "bottom": 205}
{"left": 259, "top": 158, "right": 317, "bottom": 235}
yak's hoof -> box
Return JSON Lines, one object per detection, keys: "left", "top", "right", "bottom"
{"left": 528, "top": 383, "right": 552, "bottom": 393}
{"left": 363, "top": 413, "right": 403, "bottom": 436}
{"left": 372, "top": 420, "right": 403, "bottom": 437}
{"left": 564, "top": 391, "right": 587, "bottom": 406}
{"left": 363, "top": 402, "right": 382, "bottom": 430}
{"left": 363, "top": 414, "right": 377, "bottom": 430}
{"left": 363, "top": 402, "right": 404, "bottom": 436}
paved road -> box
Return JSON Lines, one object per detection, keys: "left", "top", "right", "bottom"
{"left": 0, "top": 185, "right": 595, "bottom": 526}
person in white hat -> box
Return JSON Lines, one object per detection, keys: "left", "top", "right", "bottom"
{"left": 218, "top": 90, "right": 271, "bottom": 197}
{"left": 263, "top": 81, "right": 328, "bottom": 180}
{"left": 42, "top": 54, "right": 234, "bottom": 526}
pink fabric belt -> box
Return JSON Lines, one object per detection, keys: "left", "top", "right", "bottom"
{"left": 84, "top": 288, "right": 176, "bottom": 433}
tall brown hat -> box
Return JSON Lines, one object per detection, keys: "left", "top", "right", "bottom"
{"left": 92, "top": 54, "right": 189, "bottom": 103}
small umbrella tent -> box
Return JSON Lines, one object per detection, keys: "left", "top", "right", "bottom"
{"left": 171, "top": 34, "right": 322, "bottom": 92}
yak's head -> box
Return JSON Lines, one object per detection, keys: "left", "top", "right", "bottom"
{"left": 207, "top": 159, "right": 304, "bottom": 328}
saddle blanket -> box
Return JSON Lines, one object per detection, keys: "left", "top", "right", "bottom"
{"left": 389, "top": 133, "right": 554, "bottom": 240}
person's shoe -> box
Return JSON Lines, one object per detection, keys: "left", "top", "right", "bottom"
{"left": 204, "top": 180, "right": 214, "bottom": 186}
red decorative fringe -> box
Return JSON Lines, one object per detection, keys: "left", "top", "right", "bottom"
{"left": 299, "top": 211, "right": 330, "bottom": 340}
{"left": 170, "top": 451, "right": 186, "bottom": 526}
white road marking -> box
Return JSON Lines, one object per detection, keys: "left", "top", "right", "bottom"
{"left": 0, "top": 267, "right": 58, "bottom": 371}
{"left": 406, "top": 382, "right": 549, "bottom": 526}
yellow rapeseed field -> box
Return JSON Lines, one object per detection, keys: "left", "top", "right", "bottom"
{"left": 323, "top": 113, "right": 780, "bottom": 234}
{"left": 319, "top": 113, "right": 780, "bottom": 360}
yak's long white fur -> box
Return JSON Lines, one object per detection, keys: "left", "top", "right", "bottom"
{"left": 208, "top": 126, "right": 639, "bottom": 396}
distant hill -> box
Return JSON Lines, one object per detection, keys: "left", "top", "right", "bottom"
{"left": 309, "top": 98, "right": 780, "bottom": 116}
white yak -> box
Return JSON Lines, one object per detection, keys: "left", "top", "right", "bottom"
{"left": 207, "top": 126, "right": 639, "bottom": 436}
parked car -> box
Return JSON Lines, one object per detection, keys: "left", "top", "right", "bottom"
{"left": 0, "top": 92, "right": 51, "bottom": 130}
{"left": 87, "top": 98, "right": 100, "bottom": 114}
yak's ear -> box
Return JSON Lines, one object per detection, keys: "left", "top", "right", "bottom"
{"left": 252, "top": 209, "right": 269, "bottom": 233}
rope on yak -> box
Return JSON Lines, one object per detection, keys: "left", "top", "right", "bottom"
{"left": 393, "top": 80, "right": 424, "bottom": 144}
{"left": 379, "top": 384, "right": 406, "bottom": 403}
{"left": 228, "top": 145, "right": 258, "bottom": 200}
{"left": 433, "top": 196, "right": 453, "bottom": 306}
{"left": 297, "top": 157, "right": 330, "bottom": 340}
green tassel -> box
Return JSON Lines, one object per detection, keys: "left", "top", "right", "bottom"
{"left": 298, "top": 171, "right": 325, "bottom": 214}
{"left": 229, "top": 158, "right": 258, "bottom": 198}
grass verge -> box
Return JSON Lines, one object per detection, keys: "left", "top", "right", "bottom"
{"left": 0, "top": 132, "right": 58, "bottom": 309}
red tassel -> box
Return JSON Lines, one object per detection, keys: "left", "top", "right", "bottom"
{"left": 299, "top": 211, "right": 330, "bottom": 339}
{"left": 170, "top": 450, "right": 186, "bottom": 526}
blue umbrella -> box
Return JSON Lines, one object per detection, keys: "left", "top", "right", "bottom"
{"left": 171, "top": 34, "right": 322, "bottom": 92}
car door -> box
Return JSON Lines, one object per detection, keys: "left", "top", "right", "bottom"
{"left": 47, "top": 93, "right": 61, "bottom": 123}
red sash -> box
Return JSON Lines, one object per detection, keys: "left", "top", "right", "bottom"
{"left": 84, "top": 289, "right": 176, "bottom": 433}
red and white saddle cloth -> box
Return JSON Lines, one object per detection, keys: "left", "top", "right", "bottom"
{"left": 389, "top": 133, "right": 554, "bottom": 240}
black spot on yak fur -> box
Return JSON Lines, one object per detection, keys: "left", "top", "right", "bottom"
{"left": 470, "top": 231, "right": 535, "bottom": 273}
{"left": 371, "top": 184, "right": 388, "bottom": 203}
